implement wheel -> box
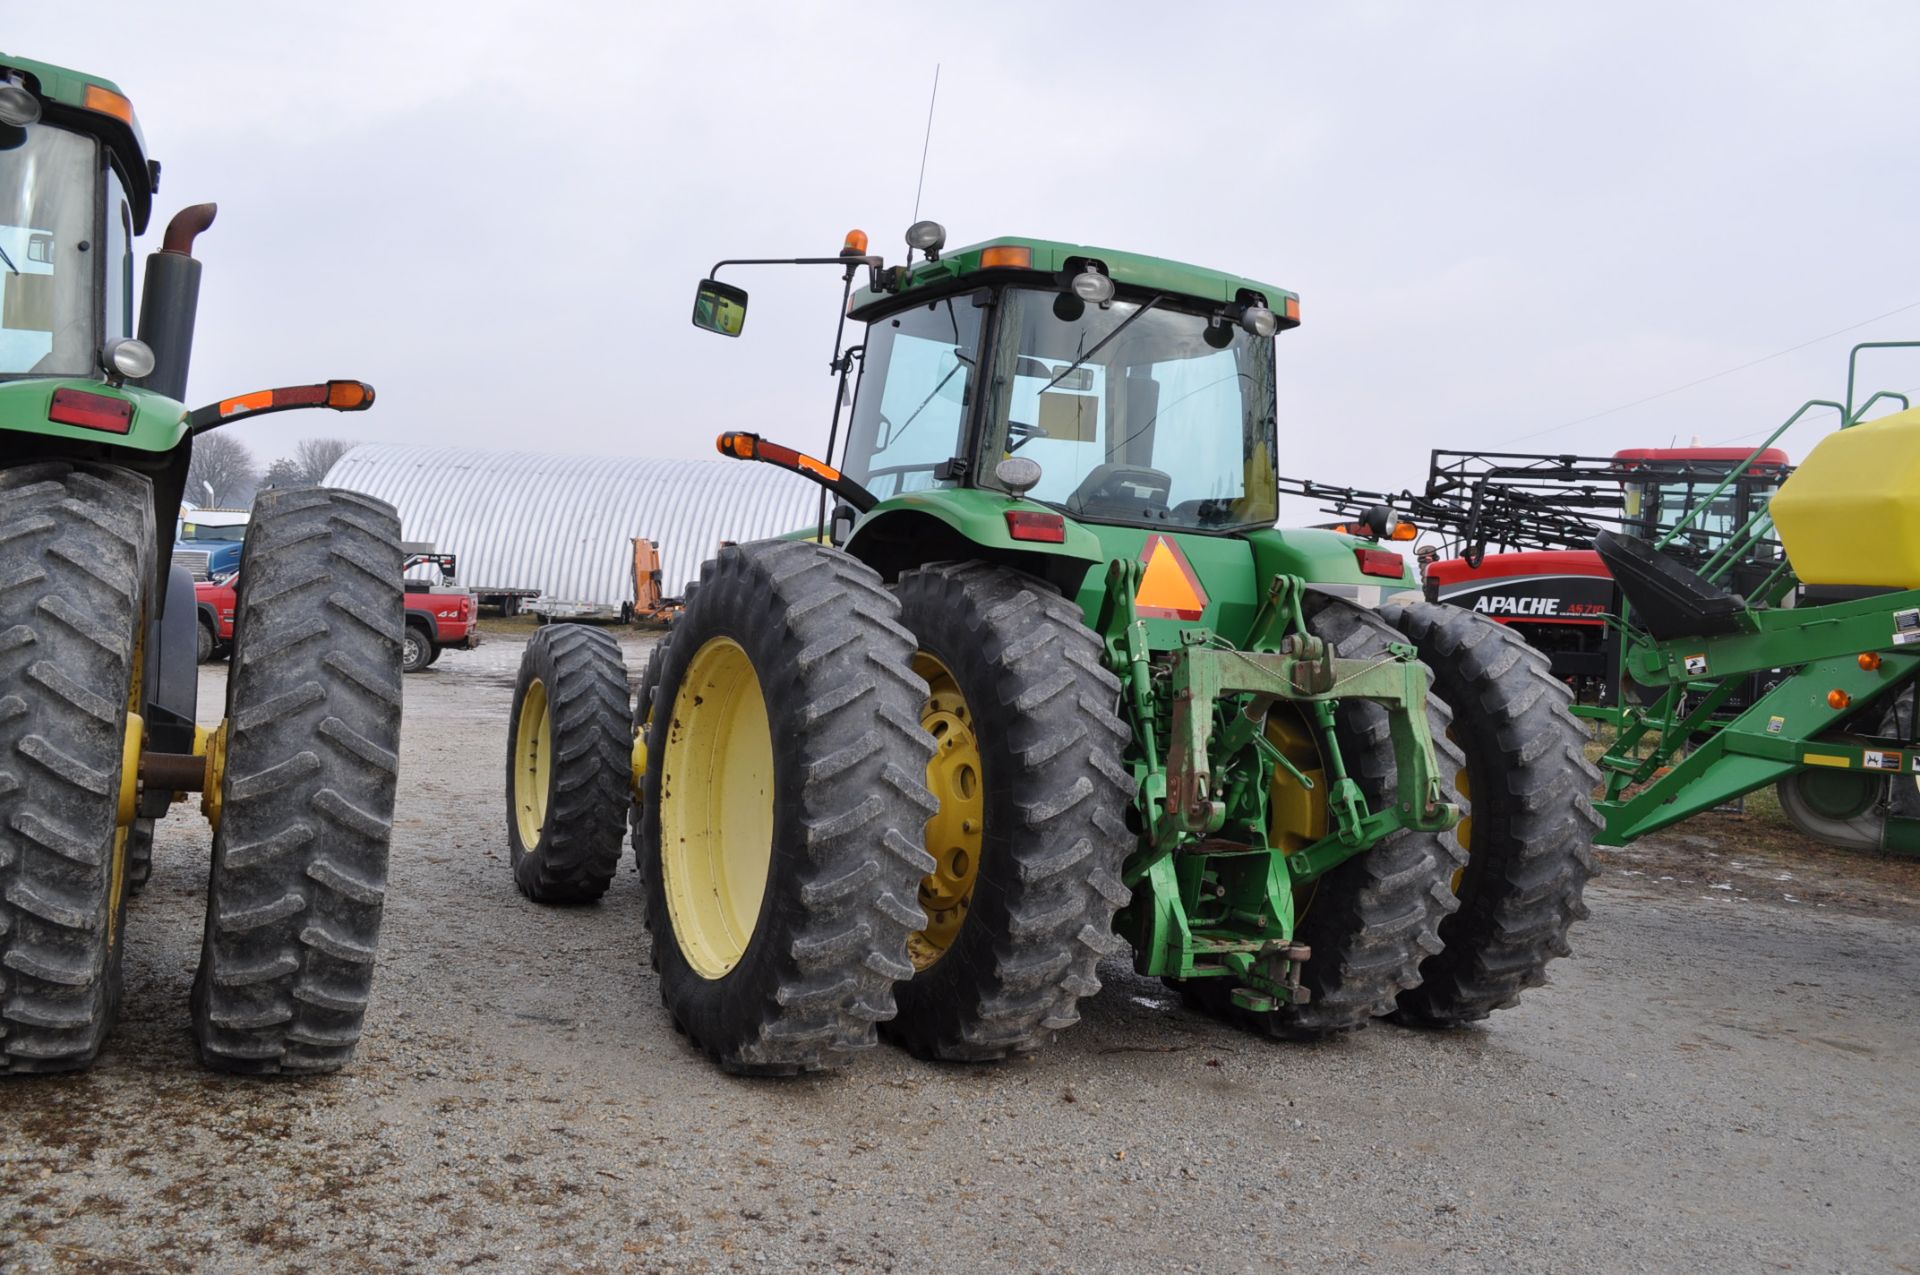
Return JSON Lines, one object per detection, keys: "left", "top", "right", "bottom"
{"left": 885, "top": 563, "right": 1131, "bottom": 1061}
{"left": 0, "top": 463, "right": 154, "bottom": 1073}
{"left": 191, "top": 488, "right": 405, "bottom": 1074}
{"left": 638, "top": 542, "right": 935, "bottom": 1075}
{"left": 505, "top": 623, "right": 631, "bottom": 903}
{"left": 1175, "top": 595, "right": 1467, "bottom": 1038}
{"left": 1385, "top": 600, "right": 1601, "bottom": 1026}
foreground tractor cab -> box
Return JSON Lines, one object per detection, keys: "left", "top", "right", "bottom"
{"left": 504, "top": 225, "right": 1599, "bottom": 1074}
{"left": 0, "top": 54, "right": 405, "bottom": 1075}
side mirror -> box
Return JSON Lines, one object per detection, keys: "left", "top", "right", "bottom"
{"left": 692, "top": 279, "right": 749, "bottom": 337}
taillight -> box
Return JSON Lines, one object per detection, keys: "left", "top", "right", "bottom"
{"left": 1355, "top": 548, "right": 1405, "bottom": 579}
{"left": 49, "top": 388, "right": 134, "bottom": 434}
{"left": 1005, "top": 510, "right": 1066, "bottom": 543}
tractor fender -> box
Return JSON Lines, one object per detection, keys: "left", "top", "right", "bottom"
{"left": 844, "top": 499, "right": 1104, "bottom": 596}
{"left": 1246, "top": 526, "right": 1419, "bottom": 608}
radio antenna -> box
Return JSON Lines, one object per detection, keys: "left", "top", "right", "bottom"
{"left": 911, "top": 64, "right": 941, "bottom": 223}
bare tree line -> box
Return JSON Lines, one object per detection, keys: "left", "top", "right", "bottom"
{"left": 184, "top": 437, "right": 356, "bottom": 507}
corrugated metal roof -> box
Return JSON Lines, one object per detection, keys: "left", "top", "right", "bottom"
{"left": 322, "top": 444, "right": 819, "bottom": 616}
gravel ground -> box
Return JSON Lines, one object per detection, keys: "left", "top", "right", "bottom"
{"left": 4, "top": 630, "right": 1918, "bottom": 1275}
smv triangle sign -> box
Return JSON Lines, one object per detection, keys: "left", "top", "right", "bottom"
{"left": 1134, "top": 534, "right": 1209, "bottom": 621}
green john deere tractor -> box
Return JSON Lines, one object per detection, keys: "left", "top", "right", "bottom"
{"left": 0, "top": 54, "right": 404, "bottom": 1074}
{"left": 505, "top": 223, "right": 1601, "bottom": 1073}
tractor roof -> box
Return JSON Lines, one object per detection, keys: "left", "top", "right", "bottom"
{"left": 849, "top": 235, "right": 1299, "bottom": 323}
{"left": 0, "top": 51, "right": 155, "bottom": 233}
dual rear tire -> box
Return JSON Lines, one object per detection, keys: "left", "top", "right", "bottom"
{"left": 0, "top": 470, "right": 404, "bottom": 1075}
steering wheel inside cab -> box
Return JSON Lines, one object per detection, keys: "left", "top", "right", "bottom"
{"left": 1065, "top": 463, "right": 1173, "bottom": 518}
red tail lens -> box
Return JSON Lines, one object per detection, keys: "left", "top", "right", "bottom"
{"left": 49, "top": 388, "right": 134, "bottom": 434}
{"left": 1006, "top": 510, "right": 1066, "bottom": 543}
{"left": 1355, "top": 548, "right": 1405, "bottom": 578}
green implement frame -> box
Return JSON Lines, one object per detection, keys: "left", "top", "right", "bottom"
{"left": 1595, "top": 341, "right": 1920, "bottom": 854}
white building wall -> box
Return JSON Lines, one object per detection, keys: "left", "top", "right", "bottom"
{"left": 323, "top": 444, "right": 820, "bottom": 617}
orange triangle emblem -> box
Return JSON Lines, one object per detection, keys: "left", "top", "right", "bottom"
{"left": 1134, "top": 534, "right": 1209, "bottom": 621}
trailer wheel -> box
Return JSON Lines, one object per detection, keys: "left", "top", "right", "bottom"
{"left": 639, "top": 542, "right": 936, "bottom": 1075}
{"left": 1171, "top": 595, "right": 1467, "bottom": 1038}
{"left": 0, "top": 463, "right": 154, "bottom": 1073}
{"left": 191, "top": 488, "right": 405, "bottom": 1074}
{"left": 505, "top": 624, "right": 630, "bottom": 903}
{"left": 883, "top": 563, "right": 1131, "bottom": 1061}
{"left": 1384, "top": 600, "right": 1601, "bottom": 1026}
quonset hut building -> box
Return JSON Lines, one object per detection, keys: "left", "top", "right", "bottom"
{"left": 323, "top": 444, "right": 818, "bottom": 618}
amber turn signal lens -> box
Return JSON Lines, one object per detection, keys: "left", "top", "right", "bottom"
{"left": 84, "top": 84, "right": 135, "bottom": 125}
{"left": 1390, "top": 521, "right": 1419, "bottom": 541}
{"left": 326, "top": 380, "right": 374, "bottom": 410}
{"left": 1828, "top": 689, "right": 1852, "bottom": 710}
{"left": 1860, "top": 652, "right": 1883, "bottom": 671}
{"left": 1283, "top": 296, "right": 1301, "bottom": 322}
{"left": 980, "top": 245, "right": 1033, "bottom": 270}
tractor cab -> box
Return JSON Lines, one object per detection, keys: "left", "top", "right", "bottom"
{"left": 0, "top": 56, "right": 154, "bottom": 383}
{"left": 836, "top": 240, "right": 1293, "bottom": 537}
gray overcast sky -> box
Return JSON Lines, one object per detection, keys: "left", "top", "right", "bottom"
{"left": 13, "top": 1, "right": 1920, "bottom": 508}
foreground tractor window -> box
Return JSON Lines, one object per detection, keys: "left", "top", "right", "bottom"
{"left": 843, "top": 297, "right": 983, "bottom": 499}
{"left": 987, "top": 289, "right": 1278, "bottom": 531}
{"left": 0, "top": 124, "right": 97, "bottom": 377}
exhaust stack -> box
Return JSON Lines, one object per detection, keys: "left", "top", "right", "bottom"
{"left": 135, "top": 202, "right": 217, "bottom": 402}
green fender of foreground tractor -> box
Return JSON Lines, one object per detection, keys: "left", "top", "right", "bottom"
{"left": 843, "top": 488, "right": 1108, "bottom": 596}
{"left": 0, "top": 378, "right": 189, "bottom": 452}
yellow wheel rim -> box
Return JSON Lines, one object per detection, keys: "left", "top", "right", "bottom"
{"left": 909, "top": 652, "right": 983, "bottom": 972}
{"left": 659, "top": 637, "right": 774, "bottom": 980}
{"left": 1268, "top": 707, "right": 1332, "bottom": 922}
{"left": 1447, "top": 725, "right": 1471, "bottom": 894}
{"left": 1267, "top": 707, "right": 1329, "bottom": 856}
{"left": 513, "top": 677, "right": 552, "bottom": 848}
{"left": 108, "top": 612, "right": 147, "bottom": 947}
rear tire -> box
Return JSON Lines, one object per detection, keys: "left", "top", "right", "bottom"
{"left": 0, "top": 462, "right": 154, "bottom": 1073}
{"left": 196, "top": 617, "right": 215, "bottom": 665}
{"left": 191, "top": 488, "right": 405, "bottom": 1074}
{"left": 505, "top": 624, "right": 630, "bottom": 904}
{"left": 639, "top": 542, "right": 936, "bottom": 1075}
{"left": 125, "top": 818, "right": 156, "bottom": 897}
{"left": 884, "top": 562, "right": 1131, "bottom": 1061}
{"left": 1385, "top": 600, "right": 1601, "bottom": 1026}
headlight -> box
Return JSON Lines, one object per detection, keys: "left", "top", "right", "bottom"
{"left": 0, "top": 80, "right": 40, "bottom": 127}
{"left": 103, "top": 336, "right": 156, "bottom": 380}
{"left": 1239, "top": 305, "right": 1278, "bottom": 338}
{"left": 905, "top": 220, "right": 946, "bottom": 259}
{"left": 995, "top": 456, "right": 1043, "bottom": 497}
{"left": 1071, "top": 268, "right": 1115, "bottom": 305}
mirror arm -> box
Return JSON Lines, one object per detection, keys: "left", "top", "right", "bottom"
{"left": 716, "top": 431, "right": 877, "bottom": 513}
{"left": 708, "top": 255, "right": 889, "bottom": 293}
{"left": 188, "top": 380, "right": 376, "bottom": 435}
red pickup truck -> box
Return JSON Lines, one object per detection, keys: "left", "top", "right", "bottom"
{"left": 195, "top": 552, "right": 480, "bottom": 673}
